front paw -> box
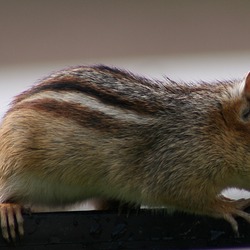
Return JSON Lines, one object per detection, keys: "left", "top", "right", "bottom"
{"left": 0, "top": 203, "right": 24, "bottom": 242}
{"left": 211, "top": 196, "right": 250, "bottom": 236}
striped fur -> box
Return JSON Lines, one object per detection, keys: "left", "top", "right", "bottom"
{"left": 1, "top": 65, "right": 250, "bottom": 241}
{"left": 12, "top": 66, "right": 166, "bottom": 114}
{"left": 9, "top": 66, "right": 168, "bottom": 133}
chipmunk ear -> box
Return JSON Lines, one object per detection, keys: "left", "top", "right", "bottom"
{"left": 243, "top": 72, "right": 250, "bottom": 99}
{"left": 241, "top": 73, "right": 250, "bottom": 121}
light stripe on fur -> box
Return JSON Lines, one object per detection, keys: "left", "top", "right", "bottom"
{"left": 15, "top": 91, "right": 151, "bottom": 125}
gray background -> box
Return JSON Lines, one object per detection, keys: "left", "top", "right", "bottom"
{"left": 0, "top": 0, "right": 250, "bottom": 201}
{"left": 1, "top": 0, "right": 250, "bottom": 66}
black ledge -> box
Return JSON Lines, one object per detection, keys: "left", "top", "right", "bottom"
{"left": 1, "top": 209, "right": 250, "bottom": 249}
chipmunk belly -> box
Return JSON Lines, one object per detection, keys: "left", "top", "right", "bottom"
{"left": 1, "top": 163, "right": 145, "bottom": 207}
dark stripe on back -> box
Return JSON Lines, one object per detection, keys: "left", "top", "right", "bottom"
{"left": 13, "top": 67, "right": 164, "bottom": 115}
{"left": 14, "top": 81, "right": 162, "bottom": 115}
{"left": 10, "top": 99, "right": 128, "bottom": 132}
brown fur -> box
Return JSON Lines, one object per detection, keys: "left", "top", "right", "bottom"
{"left": 0, "top": 65, "right": 250, "bottom": 241}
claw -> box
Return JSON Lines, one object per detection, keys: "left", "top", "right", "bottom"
{"left": 7, "top": 206, "right": 16, "bottom": 241}
{"left": 15, "top": 207, "right": 24, "bottom": 239}
{"left": 0, "top": 206, "right": 9, "bottom": 242}
{"left": 223, "top": 213, "right": 239, "bottom": 237}
{"left": 234, "top": 209, "right": 250, "bottom": 224}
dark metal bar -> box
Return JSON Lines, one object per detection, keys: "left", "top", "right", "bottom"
{"left": 1, "top": 209, "right": 250, "bottom": 249}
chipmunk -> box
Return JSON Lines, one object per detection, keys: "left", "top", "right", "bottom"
{"left": 0, "top": 65, "right": 250, "bottom": 242}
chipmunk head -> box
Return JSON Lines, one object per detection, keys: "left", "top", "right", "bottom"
{"left": 222, "top": 72, "right": 250, "bottom": 190}
{"left": 202, "top": 73, "right": 250, "bottom": 191}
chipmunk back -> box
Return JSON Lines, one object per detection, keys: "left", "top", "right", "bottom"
{"left": 1, "top": 65, "right": 250, "bottom": 241}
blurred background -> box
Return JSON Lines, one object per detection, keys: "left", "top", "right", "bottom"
{"left": 1, "top": 0, "right": 250, "bottom": 201}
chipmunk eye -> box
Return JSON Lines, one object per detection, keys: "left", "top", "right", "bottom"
{"left": 242, "top": 108, "right": 250, "bottom": 121}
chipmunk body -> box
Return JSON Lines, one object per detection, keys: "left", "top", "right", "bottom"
{"left": 1, "top": 65, "right": 250, "bottom": 241}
